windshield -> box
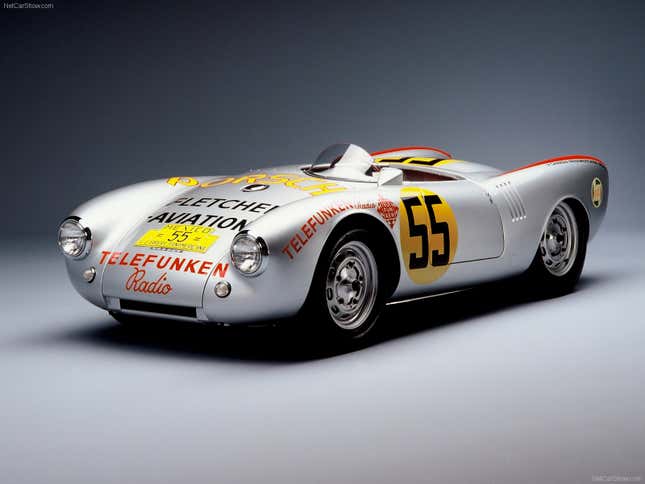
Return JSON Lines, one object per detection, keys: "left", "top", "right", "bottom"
{"left": 307, "top": 144, "right": 376, "bottom": 182}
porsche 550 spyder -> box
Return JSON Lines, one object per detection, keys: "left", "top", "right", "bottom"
{"left": 58, "top": 144, "right": 608, "bottom": 342}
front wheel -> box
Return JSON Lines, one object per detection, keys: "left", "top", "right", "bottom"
{"left": 525, "top": 200, "right": 588, "bottom": 296}
{"left": 299, "top": 228, "right": 387, "bottom": 345}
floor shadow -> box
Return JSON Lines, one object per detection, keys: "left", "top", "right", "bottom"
{"left": 52, "top": 273, "right": 610, "bottom": 363}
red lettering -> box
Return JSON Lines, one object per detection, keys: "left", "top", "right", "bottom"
{"left": 282, "top": 246, "right": 294, "bottom": 260}
{"left": 290, "top": 236, "right": 302, "bottom": 253}
{"left": 130, "top": 253, "right": 144, "bottom": 267}
{"left": 302, "top": 223, "right": 313, "bottom": 239}
{"left": 184, "top": 259, "right": 198, "bottom": 273}
{"left": 125, "top": 268, "right": 172, "bottom": 295}
{"left": 307, "top": 217, "right": 317, "bottom": 233}
{"left": 108, "top": 252, "right": 121, "bottom": 265}
{"left": 198, "top": 261, "right": 213, "bottom": 275}
{"left": 169, "top": 258, "right": 185, "bottom": 271}
{"left": 213, "top": 263, "right": 229, "bottom": 277}
{"left": 99, "top": 251, "right": 110, "bottom": 264}
{"left": 124, "top": 268, "right": 143, "bottom": 291}
{"left": 156, "top": 256, "right": 171, "bottom": 269}
{"left": 119, "top": 252, "right": 130, "bottom": 265}
{"left": 296, "top": 233, "right": 308, "bottom": 247}
{"left": 143, "top": 254, "right": 157, "bottom": 267}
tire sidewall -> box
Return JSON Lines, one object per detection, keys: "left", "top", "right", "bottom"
{"left": 527, "top": 201, "right": 589, "bottom": 295}
{"left": 301, "top": 228, "right": 387, "bottom": 342}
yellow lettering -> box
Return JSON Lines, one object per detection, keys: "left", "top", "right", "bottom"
{"left": 169, "top": 171, "right": 348, "bottom": 197}
{"left": 307, "top": 185, "right": 347, "bottom": 196}
{"left": 200, "top": 177, "right": 234, "bottom": 188}
{"left": 230, "top": 174, "right": 268, "bottom": 184}
{"left": 167, "top": 177, "right": 199, "bottom": 187}
{"left": 285, "top": 177, "right": 320, "bottom": 188}
{"left": 265, "top": 174, "right": 294, "bottom": 184}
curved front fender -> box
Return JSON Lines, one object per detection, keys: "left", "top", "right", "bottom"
{"left": 201, "top": 189, "right": 397, "bottom": 323}
{"left": 63, "top": 177, "right": 215, "bottom": 308}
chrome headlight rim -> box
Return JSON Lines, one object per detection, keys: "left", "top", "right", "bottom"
{"left": 230, "top": 231, "right": 269, "bottom": 276}
{"left": 58, "top": 216, "right": 92, "bottom": 259}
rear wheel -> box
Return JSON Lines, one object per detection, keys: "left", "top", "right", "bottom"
{"left": 525, "top": 200, "right": 588, "bottom": 295}
{"left": 300, "top": 228, "right": 387, "bottom": 345}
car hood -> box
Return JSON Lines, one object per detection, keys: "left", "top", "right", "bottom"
{"left": 101, "top": 167, "right": 368, "bottom": 307}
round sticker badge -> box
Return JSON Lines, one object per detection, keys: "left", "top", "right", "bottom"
{"left": 591, "top": 177, "right": 603, "bottom": 208}
{"left": 399, "top": 187, "right": 458, "bottom": 285}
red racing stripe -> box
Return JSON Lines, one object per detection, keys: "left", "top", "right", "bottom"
{"left": 371, "top": 145, "right": 453, "bottom": 159}
{"left": 501, "top": 154, "right": 606, "bottom": 175}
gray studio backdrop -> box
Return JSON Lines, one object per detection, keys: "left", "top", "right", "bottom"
{"left": 2, "top": 0, "right": 644, "bottom": 239}
{"left": 2, "top": 3, "right": 645, "bottom": 484}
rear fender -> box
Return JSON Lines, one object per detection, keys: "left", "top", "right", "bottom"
{"left": 484, "top": 156, "right": 608, "bottom": 271}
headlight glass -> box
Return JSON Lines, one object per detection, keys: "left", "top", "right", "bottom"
{"left": 58, "top": 218, "right": 90, "bottom": 258}
{"left": 230, "top": 233, "right": 264, "bottom": 275}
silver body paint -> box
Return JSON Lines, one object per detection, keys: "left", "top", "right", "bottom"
{"left": 62, "top": 147, "right": 608, "bottom": 324}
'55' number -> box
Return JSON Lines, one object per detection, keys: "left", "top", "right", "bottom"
{"left": 402, "top": 195, "right": 450, "bottom": 268}
{"left": 168, "top": 230, "right": 189, "bottom": 242}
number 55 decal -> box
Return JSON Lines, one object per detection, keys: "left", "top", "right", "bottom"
{"left": 399, "top": 187, "right": 458, "bottom": 284}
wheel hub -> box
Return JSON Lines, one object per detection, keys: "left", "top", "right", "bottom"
{"left": 539, "top": 203, "right": 578, "bottom": 277}
{"left": 325, "top": 241, "right": 377, "bottom": 330}
{"left": 334, "top": 260, "right": 364, "bottom": 311}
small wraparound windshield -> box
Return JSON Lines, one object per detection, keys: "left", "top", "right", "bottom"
{"left": 307, "top": 144, "right": 376, "bottom": 182}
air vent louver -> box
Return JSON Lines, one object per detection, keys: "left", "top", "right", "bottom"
{"left": 496, "top": 181, "right": 527, "bottom": 222}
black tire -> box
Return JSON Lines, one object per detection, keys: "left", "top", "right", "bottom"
{"left": 299, "top": 228, "right": 387, "bottom": 345}
{"left": 525, "top": 200, "right": 588, "bottom": 296}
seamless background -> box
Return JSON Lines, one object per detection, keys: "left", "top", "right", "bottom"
{"left": 1, "top": 0, "right": 645, "bottom": 237}
{"left": 1, "top": 2, "right": 644, "bottom": 484}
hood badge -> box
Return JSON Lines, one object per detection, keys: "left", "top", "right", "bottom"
{"left": 242, "top": 184, "right": 269, "bottom": 192}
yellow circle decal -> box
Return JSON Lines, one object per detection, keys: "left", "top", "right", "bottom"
{"left": 591, "top": 177, "right": 603, "bottom": 208}
{"left": 399, "top": 187, "right": 458, "bottom": 285}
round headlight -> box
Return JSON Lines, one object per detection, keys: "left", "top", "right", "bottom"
{"left": 58, "top": 218, "right": 91, "bottom": 259}
{"left": 230, "top": 233, "right": 266, "bottom": 275}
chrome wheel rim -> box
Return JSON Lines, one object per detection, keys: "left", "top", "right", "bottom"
{"left": 539, "top": 202, "right": 578, "bottom": 277}
{"left": 325, "top": 241, "right": 378, "bottom": 330}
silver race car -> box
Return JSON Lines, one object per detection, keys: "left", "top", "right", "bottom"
{"left": 58, "top": 144, "right": 608, "bottom": 342}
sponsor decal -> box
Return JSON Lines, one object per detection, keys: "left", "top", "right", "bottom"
{"left": 377, "top": 195, "right": 398, "bottom": 228}
{"left": 591, "top": 177, "right": 603, "bottom": 208}
{"left": 167, "top": 173, "right": 347, "bottom": 196}
{"left": 166, "top": 177, "right": 199, "bottom": 187}
{"left": 135, "top": 224, "right": 218, "bottom": 253}
{"left": 399, "top": 187, "right": 458, "bottom": 285}
{"left": 167, "top": 197, "right": 279, "bottom": 214}
{"left": 99, "top": 250, "right": 229, "bottom": 277}
{"left": 147, "top": 212, "right": 248, "bottom": 232}
{"left": 281, "top": 198, "right": 398, "bottom": 260}
{"left": 374, "top": 156, "right": 461, "bottom": 167}
{"left": 212, "top": 263, "right": 229, "bottom": 278}
{"left": 125, "top": 268, "right": 173, "bottom": 295}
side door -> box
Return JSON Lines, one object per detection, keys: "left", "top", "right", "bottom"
{"left": 382, "top": 176, "right": 503, "bottom": 291}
